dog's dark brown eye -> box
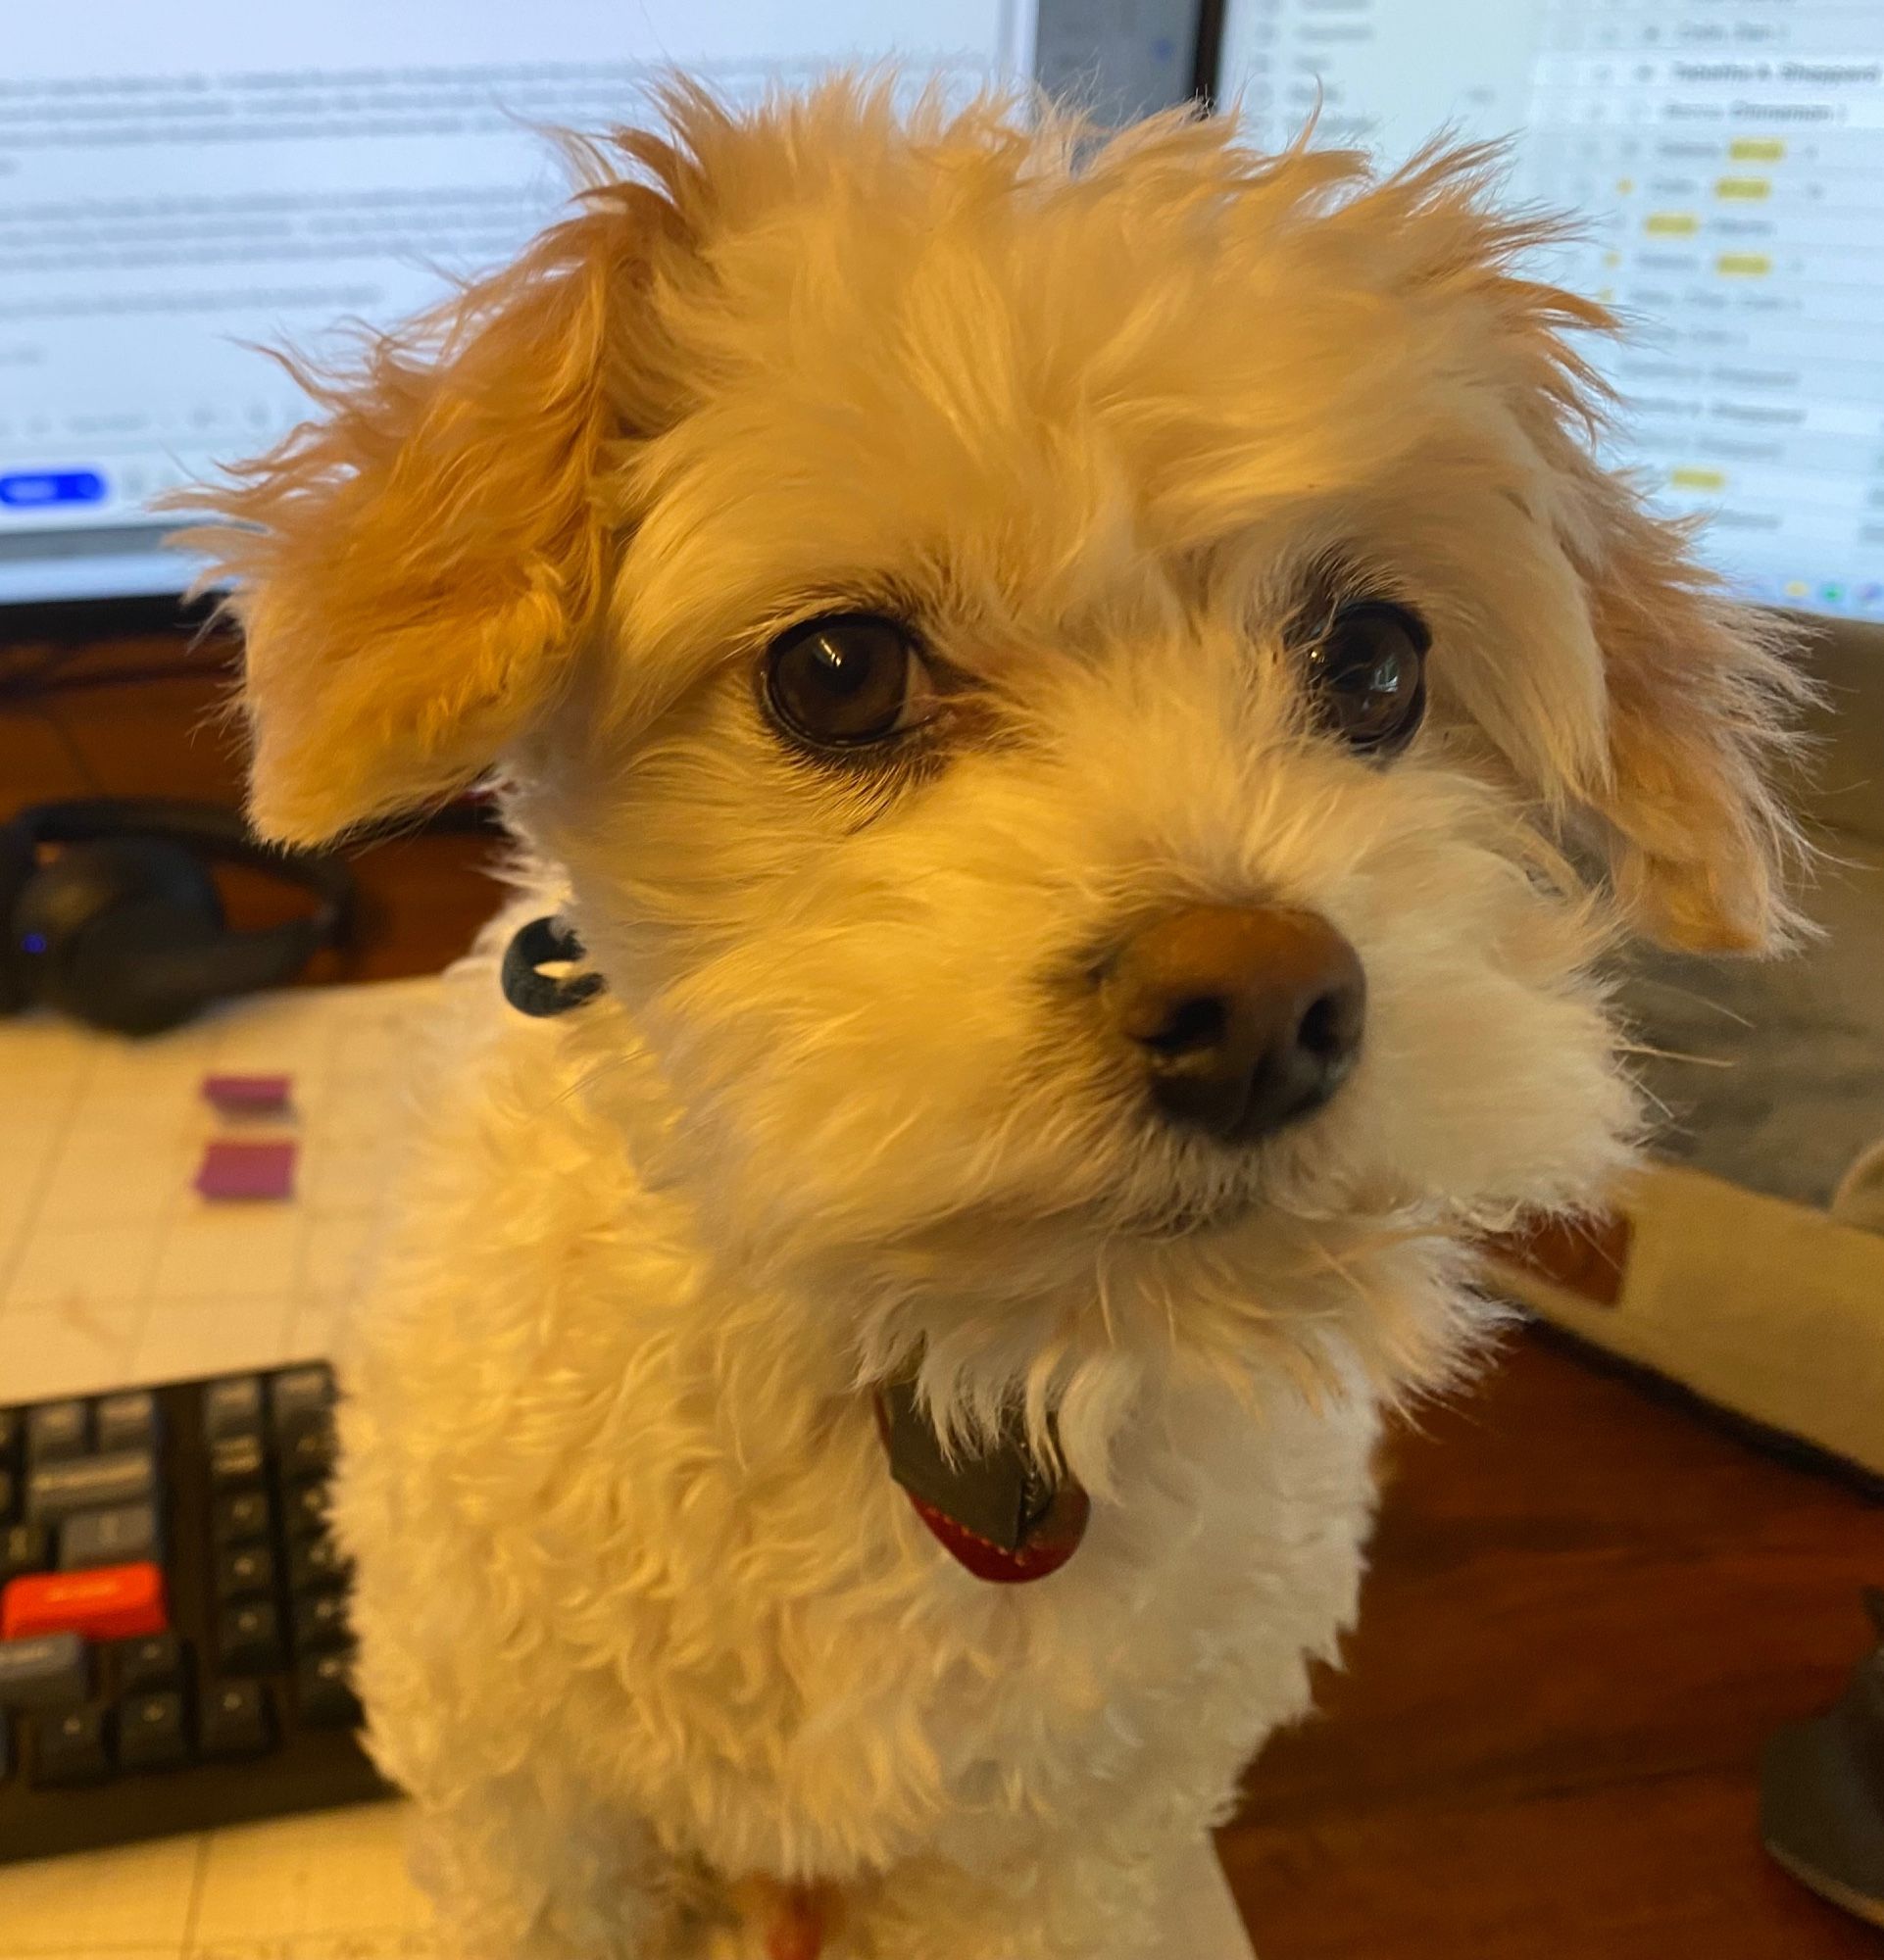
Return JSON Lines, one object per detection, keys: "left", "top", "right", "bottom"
{"left": 1306, "top": 601, "right": 1430, "bottom": 757}
{"left": 764, "top": 613, "right": 933, "bottom": 750}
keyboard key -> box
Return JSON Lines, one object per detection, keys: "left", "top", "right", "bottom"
{"left": 270, "top": 1366, "right": 334, "bottom": 1422}
{"left": 115, "top": 1630, "right": 185, "bottom": 1695}
{"left": 0, "top": 1522, "right": 49, "bottom": 1585}
{"left": 117, "top": 1690, "right": 188, "bottom": 1772}
{"left": 0, "top": 1409, "right": 19, "bottom": 1465}
{"left": 26, "top": 1449, "right": 157, "bottom": 1522}
{"left": 0, "top": 1468, "right": 14, "bottom": 1525}
{"left": 217, "top": 1599, "right": 283, "bottom": 1674}
{"left": 201, "top": 1377, "right": 264, "bottom": 1440}
{"left": 213, "top": 1489, "right": 273, "bottom": 1545}
{"left": 26, "top": 1402, "right": 87, "bottom": 1465}
{"left": 61, "top": 1501, "right": 161, "bottom": 1571}
{"left": 30, "top": 1703, "right": 112, "bottom": 1786}
{"left": 291, "top": 1590, "right": 350, "bottom": 1655}
{"left": 2, "top": 1562, "right": 168, "bottom": 1642}
{"left": 199, "top": 1679, "right": 274, "bottom": 1758}
{"left": 0, "top": 1632, "right": 89, "bottom": 1708}
{"left": 296, "top": 1649, "right": 363, "bottom": 1729}
{"left": 0, "top": 1713, "right": 10, "bottom": 1782}
{"left": 94, "top": 1391, "right": 160, "bottom": 1452}
{"left": 277, "top": 1411, "right": 336, "bottom": 1481}
{"left": 216, "top": 1543, "right": 275, "bottom": 1602}
{"left": 282, "top": 1481, "right": 330, "bottom": 1539}
{"left": 208, "top": 1434, "right": 268, "bottom": 1492}
{"left": 289, "top": 1533, "right": 351, "bottom": 1593}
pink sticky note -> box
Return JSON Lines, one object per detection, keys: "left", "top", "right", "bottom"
{"left": 202, "top": 1073, "right": 293, "bottom": 1114}
{"left": 195, "top": 1139, "right": 297, "bottom": 1201}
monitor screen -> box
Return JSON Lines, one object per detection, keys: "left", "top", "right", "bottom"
{"left": 0, "top": 1, "right": 1200, "bottom": 609}
{"left": 1215, "top": 1, "right": 1884, "bottom": 626}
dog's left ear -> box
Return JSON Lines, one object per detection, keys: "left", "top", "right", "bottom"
{"left": 1564, "top": 468, "right": 1806, "bottom": 954}
{"left": 1375, "top": 151, "right": 1805, "bottom": 954}
{"left": 186, "top": 177, "right": 686, "bottom": 846}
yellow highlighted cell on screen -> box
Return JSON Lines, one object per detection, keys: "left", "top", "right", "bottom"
{"left": 1645, "top": 212, "right": 1700, "bottom": 235}
{"left": 1669, "top": 466, "right": 1728, "bottom": 491}
{"left": 1730, "top": 138, "right": 1785, "bottom": 162}
{"left": 1715, "top": 177, "right": 1770, "bottom": 199}
{"left": 1715, "top": 253, "right": 1771, "bottom": 276}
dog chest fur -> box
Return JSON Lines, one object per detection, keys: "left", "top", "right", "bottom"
{"left": 330, "top": 950, "right": 1379, "bottom": 1897}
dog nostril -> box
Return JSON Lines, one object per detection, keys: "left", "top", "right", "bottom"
{"left": 1297, "top": 991, "right": 1349, "bottom": 1060}
{"left": 1140, "top": 994, "right": 1228, "bottom": 1058}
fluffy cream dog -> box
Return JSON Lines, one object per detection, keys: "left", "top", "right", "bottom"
{"left": 194, "top": 78, "right": 1800, "bottom": 1960}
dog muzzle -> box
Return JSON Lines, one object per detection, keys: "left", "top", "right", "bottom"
{"left": 873, "top": 1376, "right": 1089, "bottom": 1583}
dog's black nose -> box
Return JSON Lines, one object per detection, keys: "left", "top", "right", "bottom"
{"left": 1106, "top": 906, "right": 1365, "bottom": 1143}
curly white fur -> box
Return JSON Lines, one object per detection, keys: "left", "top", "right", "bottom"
{"left": 192, "top": 76, "right": 1800, "bottom": 1960}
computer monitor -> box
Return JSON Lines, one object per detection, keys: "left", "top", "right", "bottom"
{"left": 0, "top": 1, "right": 1203, "bottom": 612}
{"left": 1211, "top": 0, "right": 1884, "bottom": 634}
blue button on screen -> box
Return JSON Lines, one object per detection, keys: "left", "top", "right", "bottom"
{"left": 0, "top": 469, "right": 108, "bottom": 508}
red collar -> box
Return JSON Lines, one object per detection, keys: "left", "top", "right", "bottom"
{"left": 873, "top": 1384, "right": 1089, "bottom": 1584}
{"left": 899, "top": 1484, "right": 1090, "bottom": 1583}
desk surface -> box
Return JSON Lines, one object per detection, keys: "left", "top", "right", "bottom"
{"left": 4, "top": 627, "right": 1879, "bottom": 1957}
{"left": 1231, "top": 1333, "right": 1879, "bottom": 1959}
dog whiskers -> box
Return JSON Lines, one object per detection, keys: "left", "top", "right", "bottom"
{"left": 1627, "top": 981, "right": 1757, "bottom": 1030}
{"left": 1632, "top": 1078, "right": 1677, "bottom": 1121}
{"left": 1613, "top": 1039, "right": 1733, "bottom": 1069}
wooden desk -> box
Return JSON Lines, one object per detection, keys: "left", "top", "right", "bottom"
{"left": 5, "top": 629, "right": 1879, "bottom": 1958}
{"left": 1228, "top": 1334, "right": 1878, "bottom": 1959}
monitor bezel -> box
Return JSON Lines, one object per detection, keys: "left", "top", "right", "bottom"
{"left": 1192, "top": 0, "right": 1227, "bottom": 105}
{"left": 0, "top": 585, "right": 219, "bottom": 643}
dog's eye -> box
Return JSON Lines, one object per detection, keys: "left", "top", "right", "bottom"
{"left": 764, "top": 613, "right": 934, "bottom": 750}
{"left": 1306, "top": 601, "right": 1430, "bottom": 757}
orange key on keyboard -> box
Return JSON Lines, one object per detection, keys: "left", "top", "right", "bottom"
{"left": 1, "top": 1562, "right": 168, "bottom": 1642}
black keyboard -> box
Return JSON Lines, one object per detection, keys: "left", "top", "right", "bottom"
{"left": 0, "top": 1366, "right": 385, "bottom": 1864}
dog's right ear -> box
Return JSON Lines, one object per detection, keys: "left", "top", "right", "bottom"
{"left": 188, "top": 179, "right": 685, "bottom": 846}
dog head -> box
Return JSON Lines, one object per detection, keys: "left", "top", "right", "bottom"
{"left": 194, "top": 81, "right": 1803, "bottom": 1441}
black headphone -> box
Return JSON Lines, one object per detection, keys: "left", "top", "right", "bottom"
{"left": 0, "top": 799, "right": 355, "bottom": 1036}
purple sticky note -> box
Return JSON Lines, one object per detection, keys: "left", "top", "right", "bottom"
{"left": 202, "top": 1073, "right": 293, "bottom": 1115}
{"left": 195, "top": 1139, "right": 297, "bottom": 1201}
